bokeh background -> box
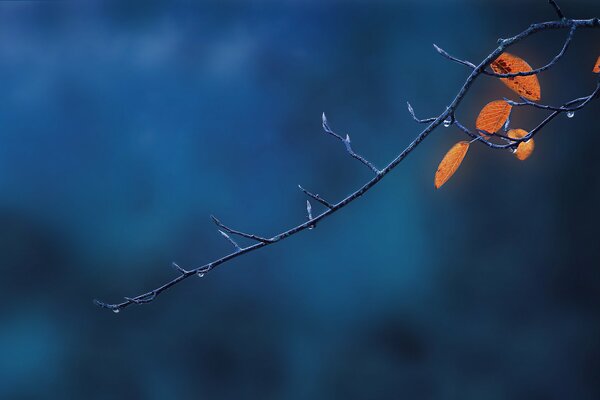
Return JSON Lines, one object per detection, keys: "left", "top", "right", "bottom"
{"left": 0, "top": 0, "right": 599, "bottom": 399}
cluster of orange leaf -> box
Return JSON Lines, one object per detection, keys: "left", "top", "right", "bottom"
{"left": 434, "top": 53, "right": 600, "bottom": 189}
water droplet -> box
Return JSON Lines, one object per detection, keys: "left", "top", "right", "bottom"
{"left": 197, "top": 272, "right": 205, "bottom": 278}
{"left": 566, "top": 111, "right": 575, "bottom": 118}
{"left": 112, "top": 308, "right": 120, "bottom": 314}
{"left": 443, "top": 119, "right": 451, "bottom": 128}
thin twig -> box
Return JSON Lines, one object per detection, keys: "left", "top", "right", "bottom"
{"left": 453, "top": 120, "right": 509, "bottom": 149}
{"left": 218, "top": 230, "right": 242, "bottom": 252}
{"left": 210, "top": 215, "right": 273, "bottom": 243}
{"left": 407, "top": 101, "right": 436, "bottom": 124}
{"left": 505, "top": 82, "right": 600, "bottom": 111}
{"left": 171, "top": 262, "right": 189, "bottom": 275}
{"left": 298, "top": 185, "right": 334, "bottom": 209}
{"left": 433, "top": 44, "right": 477, "bottom": 70}
{"left": 322, "top": 113, "right": 381, "bottom": 174}
{"left": 435, "top": 24, "right": 577, "bottom": 78}
{"left": 549, "top": 0, "right": 565, "bottom": 19}
{"left": 454, "top": 84, "right": 599, "bottom": 149}
{"left": 486, "top": 24, "right": 576, "bottom": 78}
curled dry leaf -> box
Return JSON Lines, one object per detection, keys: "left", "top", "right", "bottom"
{"left": 476, "top": 100, "right": 512, "bottom": 138}
{"left": 434, "top": 141, "right": 470, "bottom": 189}
{"left": 508, "top": 129, "right": 535, "bottom": 160}
{"left": 593, "top": 56, "right": 600, "bottom": 73}
{"left": 491, "top": 53, "right": 541, "bottom": 101}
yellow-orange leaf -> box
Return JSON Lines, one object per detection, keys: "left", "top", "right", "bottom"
{"left": 491, "top": 53, "right": 541, "bottom": 101}
{"left": 476, "top": 100, "right": 512, "bottom": 138}
{"left": 593, "top": 56, "right": 600, "bottom": 73}
{"left": 435, "top": 141, "right": 470, "bottom": 189}
{"left": 508, "top": 129, "right": 535, "bottom": 160}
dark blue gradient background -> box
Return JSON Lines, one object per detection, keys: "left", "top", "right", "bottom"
{"left": 0, "top": 1, "right": 599, "bottom": 399}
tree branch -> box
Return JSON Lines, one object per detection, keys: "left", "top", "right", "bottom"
{"left": 406, "top": 101, "right": 437, "bottom": 124}
{"left": 454, "top": 83, "right": 600, "bottom": 149}
{"left": 94, "top": 10, "right": 600, "bottom": 313}
{"left": 435, "top": 23, "right": 577, "bottom": 78}
{"left": 171, "top": 262, "right": 189, "bottom": 275}
{"left": 486, "top": 23, "right": 576, "bottom": 78}
{"left": 322, "top": 113, "right": 381, "bottom": 174}
{"left": 549, "top": 0, "right": 565, "bottom": 19}
{"left": 210, "top": 215, "right": 273, "bottom": 243}
{"left": 433, "top": 44, "right": 477, "bottom": 70}
{"left": 504, "top": 82, "right": 600, "bottom": 111}
{"left": 218, "top": 230, "right": 242, "bottom": 252}
{"left": 298, "top": 185, "right": 334, "bottom": 209}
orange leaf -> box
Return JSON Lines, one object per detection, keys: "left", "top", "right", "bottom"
{"left": 508, "top": 129, "right": 535, "bottom": 160}
{"left": 593, "top": 56, "right": 600, "bottom": 73}
{"left": 476, "top": 100, "right": 512, "bottom": 138}
{"left": 434, "top": 141, "right": 470, "bottom": 189}
{"left": 490, "top": 53, "right": 541, "bottom": 101}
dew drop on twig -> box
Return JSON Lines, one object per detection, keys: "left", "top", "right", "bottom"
{"left": 112, "top": 308, "right": 120, "bottom": 314}
{"left": 566, "top": 111, "right": 575, "bottom": 118}
{"left": 443, "top": 119, "right": 451, "bottom": 128}
{"left": 197, "top": 272, "right": 205, "bottom": 278}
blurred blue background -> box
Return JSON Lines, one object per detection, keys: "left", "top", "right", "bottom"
{"left": 0, "top": 0, "right": 599, "bottom": 399}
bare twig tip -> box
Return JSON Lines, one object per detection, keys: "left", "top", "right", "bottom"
{"left": 124, "top": 297, "right": 139, "bottom": 304}
{"left": 549, "top": 0, "right": 565, "bottom": 19}
{"left": 93, "top": 299, "right": 119, "bottom": 311}
{"left": 93, "top": 299, "right": 105, "bottom": 308}
{"left": 172, "top": 262, "right": 188, "bottom": 274}
{"left": 298, "top": 185, "right": 334, "bottom": 209}
{"left": 219, "top": 230, "right": 241, "bottom": 251}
